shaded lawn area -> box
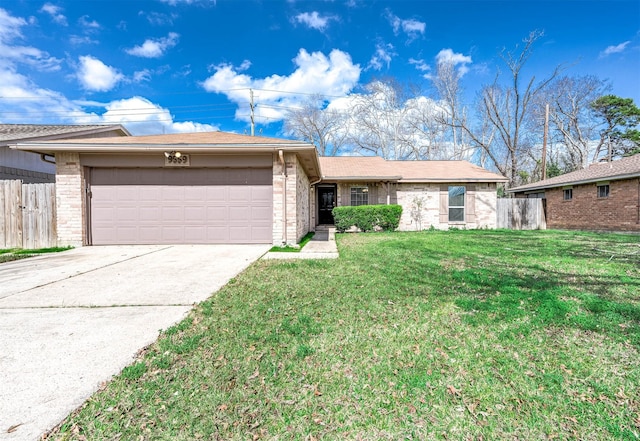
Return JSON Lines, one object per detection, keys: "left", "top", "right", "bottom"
{"left": 51, "top": 230, "right": 639, "bottom": 440}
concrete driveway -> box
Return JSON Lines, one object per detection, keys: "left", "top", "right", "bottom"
{"left": 0, "top": 244, "right": 269, "bottom": 441}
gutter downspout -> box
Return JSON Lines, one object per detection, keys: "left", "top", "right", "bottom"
{"left": 278, "top": 150, "right": 287, "bottom": 245}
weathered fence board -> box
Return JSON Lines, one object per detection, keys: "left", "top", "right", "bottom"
{"left": 0, "top": 180, "right": 57, "bottom": 249}
{"left": 497, "top": 198, "right": 546, "bottom": 230}
{"left": 22, "top": 183, "right": 56, "bottom": 249}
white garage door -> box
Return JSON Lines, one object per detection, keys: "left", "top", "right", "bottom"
{"left": 89, "top": 168, "right": 272, "bottom": 245}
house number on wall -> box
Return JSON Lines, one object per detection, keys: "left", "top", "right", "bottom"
{"left": 165, "top": 154, "right": 190, "bottom": 166}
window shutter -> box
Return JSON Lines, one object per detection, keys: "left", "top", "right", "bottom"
{"left": 466, "top": 185, "right": 476, "bottom": 223}
{"left": 341, "top": 185, "right": 350, "bottom": 206}
{"left": 439, "top": 185, "right": 448, "bottom": 223}
{"left": 390, "top": 183, "right": 398, "bottom": 204}
{"left": 368, "top": 184, "right": 378, "bottom": 204}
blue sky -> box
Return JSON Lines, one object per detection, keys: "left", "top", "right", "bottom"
{"left": 1, "top": 0, "right": 638, "bottom": 137}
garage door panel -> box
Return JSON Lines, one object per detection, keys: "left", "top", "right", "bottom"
{"left": 161, "top": 206, "right": 185, "bottom": 222}
{"left": 251, "top": 205, "right": 272, "bottom": 221}
{"left": 139, "top": 206, "right": 161, "bottom": 221}
{"left": 116, "top": 207, "right": 138, "bottom": 222}
{"left": 229, "top": 206, "right": 250, "bottom": 221}
{"left": 91, "top": 167, "right": 272, "bottom": 244}
{"left": 139, "top": 227, "right": 161, "bottom": 241}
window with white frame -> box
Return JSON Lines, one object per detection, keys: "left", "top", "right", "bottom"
{"left": 597, "top": 184, "right": 610, "bottom": 198}
{"left": 448, "top": 186, "right": 465, "bottom": 222}
{"left": 350, "top": 186, "right": 369, "bottom": 206}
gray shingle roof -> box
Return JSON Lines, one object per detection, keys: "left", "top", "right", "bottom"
{"left": 509, "top": 154, "right": 640, "bottom": 193}
{"left": 0, "top": 124, "right": 129, "bottom": 143}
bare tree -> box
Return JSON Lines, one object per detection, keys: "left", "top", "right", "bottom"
{"left": 283, "top": 95, "right": 350, "bottom": 156}
{"left": 404, "top": 96, "right": 448, "bottom": 159}
{"left": 448, "top": 31, "right": 562, "bottom": 186}
{"left": 532, "top": 75, "right": 610, "bottom": 171}
{"left": 431, "top": 55, "right": 473, "bottom": 160}
{"left": 347, "top": 79, "right": 419, "bottom": 160}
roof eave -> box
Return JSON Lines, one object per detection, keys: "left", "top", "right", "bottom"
{"left": 322, "top": 176, "right": 402, "bottom": 182}
{"left": 508, "top": 172, "right": 640, "bottom": 193}
{"left": 1, "top": 125, "right": 129, "bottom": 144}
{"left": 11, "top": 141, "right": 321, "bottom": 182}
{"left": 10, "top": 142, "right": 314, "bottom": 154}
{"left": 398, "top": 177, "right": 508, "bottom": 183}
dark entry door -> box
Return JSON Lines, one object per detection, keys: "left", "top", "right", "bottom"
{"left": 318, "top": 186, "right": 336, "bottom": 224}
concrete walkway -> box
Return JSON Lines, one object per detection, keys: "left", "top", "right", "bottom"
{"left": 262, "top": 227, "right": 339, "bottom": 260}
{"left": 0, "top": 245, "right": 269, "bottom": 441}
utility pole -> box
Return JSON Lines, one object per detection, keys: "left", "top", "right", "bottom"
{"left": 541, "top": 103, "right": 549, "bottom": 180}
{"left": 250, "top": 89, "right": 255, "bottom": 136}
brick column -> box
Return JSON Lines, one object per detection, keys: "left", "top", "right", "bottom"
{"left": 55, "top": 152, "right": 86, "bottom": 247}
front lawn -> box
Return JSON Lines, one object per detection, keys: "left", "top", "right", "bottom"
{"left": 51, "top": 230, "right": 639, "bottom": 440}
{"left": 0, "top": 246, "right": 72, "bottom": 263}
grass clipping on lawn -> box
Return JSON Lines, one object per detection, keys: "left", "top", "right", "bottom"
{"left": 52, "top": 230, "right": 640, "bottom": 440}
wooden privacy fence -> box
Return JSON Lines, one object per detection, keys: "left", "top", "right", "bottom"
{"left": 0, "top": 180, "right": 57, "bottom": 249}
{"left": 497, "top": 198, "right": 546, "bottom": 230}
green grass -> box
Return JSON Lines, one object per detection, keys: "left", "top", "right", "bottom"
{"left": 50, "top": 230, "right": 640, "bottom": 440}
{"left": 0, "top": 246, "right": 72, "bottom": 263}
{"left": 269, "top": 232, "right": 315, "bottom": 252}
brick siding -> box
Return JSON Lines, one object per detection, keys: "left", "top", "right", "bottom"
{"left": 272, "top": 152, "right": 308, "bottom": 246}
{"left": 54, "top": 152, "right": 86, "bottom": 246}
{"left": 546, "top": 178, "right": 640, "bottom": 231}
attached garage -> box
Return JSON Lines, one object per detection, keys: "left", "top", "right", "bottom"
{"left": 12, "top": 131, "right": 322, "bottom": 247}
{"left": 89, "top": 167, "right": 272, "bottom": 245}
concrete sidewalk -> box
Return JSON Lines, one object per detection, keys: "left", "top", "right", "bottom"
{"left": 0, "top": 245, "right": 269, "bottom": 441}
{"left": 262, "top": 227, "right": 339, "bottom": 260}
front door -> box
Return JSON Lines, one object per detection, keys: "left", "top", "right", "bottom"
{"left": 317, "top": 186, "right": 336, "bottom": 225}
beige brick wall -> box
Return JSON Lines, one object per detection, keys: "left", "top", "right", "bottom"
{"left": 474, "top": 183, "right": 499, "bottom": 228}
{"left": 55, "top": 152, "right": 86, "bottom": 246}
{"left": 272, "top": 152, "right": 310, "bottom": 245}
{"left": 295, "top": 157, "right": 310, "bottom": 241}
{"left": 396, "top": 184, "right": 441, "bottom": 230}
{"left": 338, "top": 183, "right": 497, "bottom": 231}
{"left": 546, "top": 178, "right": 640, "bottom": 231}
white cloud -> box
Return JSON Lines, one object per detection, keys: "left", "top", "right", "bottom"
{"left": 202, "top": 48, "right": 361, "bottom": 124}
{"left": 409, "top": 58, "right": 430, "bottom": 72}
{"left": 69, "top": 35, "right": 98, "bottom": 45}
{"left": 159, "top": 0, "right": 216, "bottom": 5}
{"left": 600, "top": 41, "right": 630, "bottom": 57}
{"left": 76, "top": 55, "right": 124, "bottom": 91}
{"left": 0, "top": 8, "right": 61, "bottom": 71}
{"left": 402, "top": 19, "right": 425, "bottom": 35}
{"left": 435, "top": 48, "right": 472, "bottom": 76}
{"left": 0, "top": 67, "right": 90, "bottom": 124}
{"left": 385, "top": 9, "right": 425, "bottom": 42}
{"left": 78, "top": 15, "right": 100, "bottom": 30}
{"left": 0, "top": 8, "right": 27, "bottom": 42}
{"left": 39, "top": 3, "right": 67, "bottom": 26}
{"left": 294, "top": 11, "right": 336, "bottom": 31}
{"left": 409, "top": 58, "right": 431, "bottom": 78}
{"left": 133, "top": 69, "right": 152, "bottom": 83}
{"left": 368, "top": 42, "right": 396, "bottom": 71}
{"left": 89, "top": 96, "right": 219, "bottom": 135}
{"left": 126, "top": 32, "right": 179, "bottom": 58}
{"left": 143, "top": 11, "right": 177, "bottom": 26}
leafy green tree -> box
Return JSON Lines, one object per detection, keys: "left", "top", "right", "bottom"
{"left": 590, "top": 95, "right": 640, "bottom": 159}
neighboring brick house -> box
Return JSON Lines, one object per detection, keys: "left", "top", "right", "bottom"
{"left": 0, "top": 124, "right": 130, "bottom": 183}
{"left": 509, "top": 154, "right": 640, "bottom": 231}
{"left": 12, "top": 131, "right": 507, "bottom": 247}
